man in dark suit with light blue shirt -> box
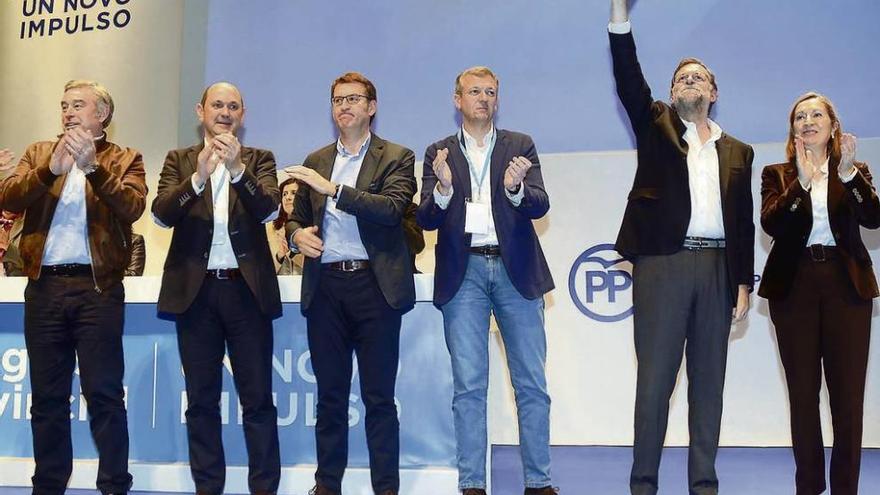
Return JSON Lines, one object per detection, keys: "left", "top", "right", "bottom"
{"left": 286, "top": 71, "right": 416, "bottom": 495}
{"left": 417, "top": 66, "right": 556, "bottom": 495}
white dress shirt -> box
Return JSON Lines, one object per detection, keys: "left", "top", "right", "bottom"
{"left": 190, "top": 141, "right": 246, "bottom": 269}
{"left": 805, "top": 159, "right": 857, "bottom": 246}
{"left": 682, "top": 119, "right": 726, "bottom": 239}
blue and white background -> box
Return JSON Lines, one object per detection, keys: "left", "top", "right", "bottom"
{"left": 1, "top": 0, "right": 879, "bottom": 493}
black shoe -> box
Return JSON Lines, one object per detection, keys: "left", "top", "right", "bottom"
{"left": 524, "top": 487, "right": 559, "bottom": 495}
{"left": 462, "top": 489, "right": 487, "bottom": 495}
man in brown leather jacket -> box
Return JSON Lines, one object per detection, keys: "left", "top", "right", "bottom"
{"left": 0, "top": 80, "right": 146, "bottom": 495}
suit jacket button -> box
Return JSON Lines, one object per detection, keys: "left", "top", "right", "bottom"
{"left": 203, "top": 252, "right": 208, "bottom": 259}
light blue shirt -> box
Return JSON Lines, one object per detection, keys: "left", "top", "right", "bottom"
{"left": 321, "top": 134, "right": 371, "bottom": 263}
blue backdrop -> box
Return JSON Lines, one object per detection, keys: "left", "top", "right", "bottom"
{"left": 197, "top": 0, "right": 880, "bottom": 164}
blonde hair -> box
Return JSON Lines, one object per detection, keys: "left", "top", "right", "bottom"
{"left": 454, "top": 66, "right": 499, "bottom": 95}
{"left": 785, "top": 92, "right": 842, "bottom": 164}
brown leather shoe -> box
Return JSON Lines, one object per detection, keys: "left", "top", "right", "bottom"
{"left": 377, "top": 491, "right": 397, "bottom": 495}
{"left": 462, "top": 489, "right": 487, "bottom": 495}
{"left": 308, "top": 485, "right": 339, "bottom": 495}
{"left": 524, "top": 487, "right": 559, "bottom": 495}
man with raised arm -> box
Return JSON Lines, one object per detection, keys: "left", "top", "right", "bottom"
{"left": 608, "top": 1, "right": 755, "bottom": 494}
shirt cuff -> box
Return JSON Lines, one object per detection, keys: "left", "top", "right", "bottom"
{"left": 288, "top": 228, "right": 301, "bottom": 254}
{"left": 505, "top": 183, "right": 525, "bottom": 206}
{"left": 798, "top": 177, "right": 812, "bottom": 192}
{"left": 261, "top": 209, "right": 279, "bottom": 224}
{"left": 229, "top": 165, "right": 245, "bottom": 183}
{"left": 433, "top": 184, "right": 453, "bottom": 210}
{"left": 191, "top": 174, "right": 206, "bottom": 194}
{"left": 839, "top": 166, "right": 858, "bottom": 183}
{"left": 608, "top": 20, "right": 631, "bottom": 34}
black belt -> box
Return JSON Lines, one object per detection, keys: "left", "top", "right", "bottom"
{"left": 41, "top": 264, "right": 92, "bottom": 277}
{"left": 206, "top": 268, "right": 242, "bottom": 280}
{"left": 683, "top": 237, "right": 726, "bottom": 250}
{"left": 805, "top": 244, "right": 838, "bottom": 262}
{"left": 469, "top": 245, "right": 501, "bottom": 256}
{"left": 323, "top": 260, "right": 370, "bottom": 272}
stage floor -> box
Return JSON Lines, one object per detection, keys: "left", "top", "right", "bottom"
{"left": 1, "top": 446, "right": 878, "bottom": 494}
{"left": 492, "top": 446, "right": 880, "bottom": 494}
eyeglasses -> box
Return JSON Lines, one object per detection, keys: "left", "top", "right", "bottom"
{"left": 674, "top": 71, "right": 709, "bottom": 85}
{"left": 331, "top": 94, "right": 369, "bottom": 106}
{"left": 462, "top": 87, "right": 497, "bottom": 98}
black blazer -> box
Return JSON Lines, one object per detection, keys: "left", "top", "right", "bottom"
{"left": 152, "top": 144, "right": 282, "bottom": 318}
{"left": 417, "top": 130, "right": 554, "bottom": 307}
{"left": 287, "top": 134, "right": 417, "bottom": 313}
{"left": 610, "top": 31, "right": 755, "bottom": 299}
{"left": 758, "top": 160, "right": 880, "bottom": 300}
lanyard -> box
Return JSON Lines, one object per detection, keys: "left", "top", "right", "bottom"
{"left": 458, "top": 127, "right": 496, "bottom": 201}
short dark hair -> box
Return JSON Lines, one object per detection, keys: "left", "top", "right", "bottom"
{"left": 331, "top": 72, "right": 377, "bottom": 123}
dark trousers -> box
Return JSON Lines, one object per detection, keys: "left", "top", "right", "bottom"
{"left": 769, "top": 255, "right": 872, "bottom": 495}
{"left": 630, "top": 249, "right": 733, "bottom": 495}
{"left": 24, "top": 275, "right": 132, "bottom": 495}
{"left": 306, "top": 269, "right": 402, "bottom": 494}
{"left": 176, "top": 277, "right": 280, "bottom": 495}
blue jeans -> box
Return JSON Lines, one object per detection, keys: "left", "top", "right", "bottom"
{"left": 441, "top": 254, "right": 551, "bottom": 490}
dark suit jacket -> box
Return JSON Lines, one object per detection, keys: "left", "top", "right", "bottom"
{"left": 758, "top": 160, "right": 880, "bottom": 300}
{"left": 610, "top": 31, "right": 755, "bottom": 300}
{"left": 152, "top": 144, "right": 282, "bottom": 318}
{"left": 286, "top": 134, "right": 417, "bottom": 313}
{"left": 417, "top": 129, "right": 554, "bottom": 307}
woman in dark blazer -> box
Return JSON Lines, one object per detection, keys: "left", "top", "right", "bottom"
{"left": 759, "top": 92, "right": 880, "bottom": 495}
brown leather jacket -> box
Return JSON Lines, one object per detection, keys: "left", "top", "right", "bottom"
{"left": 0, "top": 137, "right": 147, "bottom": 291}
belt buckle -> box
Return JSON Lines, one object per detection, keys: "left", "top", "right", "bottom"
{"left": 340, "top": 260, "right": 358, "bottom": 272}
{"left": 212, "top": 268, "right": 229, "bottom": 280}
{"left": 809, "top": 244, "right": 826, "bottom": 262}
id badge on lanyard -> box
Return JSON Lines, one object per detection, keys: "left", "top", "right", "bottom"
{"left": 461, "top": 128, "right": 495, "bottom": 235}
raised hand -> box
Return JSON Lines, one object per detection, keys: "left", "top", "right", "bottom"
{"left": 794, "top": 135, "right": 818, "bottom": 186}
{"left": 64, "top": 128, "right": 97, "bottom": 170}
{"left": 213, "top": 132, "right": 244, "bottom": 176}
{"left": 610, "top": 0, "right": 630, "bottom": 23}
{"left": 504, "top": 156, "right": 533, "bottom": 192}
{"left": 432, "top": 148, "right": 453, "bottom": 195}
{"left": 0, "top": 149, "right": 15, "bottom": 172}
{"left": 839, "top": 132, "right": 857, "bottom": 177}
{"left": 49, "top": 136, "right": 76, "bottom": 176}
{"left": 195, "top": 143, "right": 219, "bottom": 187}
{"left": 275, "top": 228, "right": 290, "bottom": 258}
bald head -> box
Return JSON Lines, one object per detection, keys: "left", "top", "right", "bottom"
{"left": 197, "top": 82, "right": 245, "bottom": 138}
{"left": 200, "top": 82, "right": 244, "bottom": 107}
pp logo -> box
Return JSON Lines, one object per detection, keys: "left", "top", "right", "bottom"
{"left": 568, "top": 244, "right": 633, "bottom": 322}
